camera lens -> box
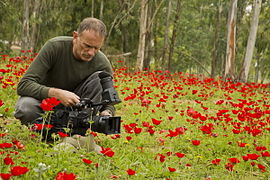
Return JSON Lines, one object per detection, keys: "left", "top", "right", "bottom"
{"left": 90, "top": 116, "right": 121, "bottom": 135}
{"left": 100, "top": 76, "right": 113, "bottom": 90}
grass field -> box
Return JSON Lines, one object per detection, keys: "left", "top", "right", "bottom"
{"left": 0, "top": 52, "right": 270, "bottom": 180}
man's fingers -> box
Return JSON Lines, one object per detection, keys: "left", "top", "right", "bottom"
{"left": 100, "top": 110, "right": 112, "bottom": 116}
{"left": 64, "top": 98, "right": 80, "bottom": 107}
{"left": 48, "top": 88, "right": 80, "bottom": 106}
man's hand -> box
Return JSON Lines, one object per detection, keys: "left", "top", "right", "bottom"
{"left": 100, "top": 110, "right": 112, "bottom": 117}
{"left": 48, "top": 88, "right": 80, "bottom": 106}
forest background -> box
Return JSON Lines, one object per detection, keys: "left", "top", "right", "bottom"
{"left": 0, "top": 0, "right": 269, "bottom": 83}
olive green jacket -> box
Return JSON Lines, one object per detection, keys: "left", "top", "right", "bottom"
{"left": 17, "top": 36, "right": 114, "bottom": 113}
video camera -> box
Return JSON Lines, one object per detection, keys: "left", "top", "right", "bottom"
{"left": 33, "top": 72, "right": 122, "bottom": 137}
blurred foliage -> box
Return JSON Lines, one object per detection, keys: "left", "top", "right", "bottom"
{"left": 0, "top": 0, "right": 269, "bottom": 82}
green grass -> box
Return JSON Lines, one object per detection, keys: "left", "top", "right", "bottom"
{"left": 0, "top": 53, "right": 270, "bottom": 179}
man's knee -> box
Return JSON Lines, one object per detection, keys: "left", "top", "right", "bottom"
{"left": 14, "top": 97, "right": 42, "bottom": 125}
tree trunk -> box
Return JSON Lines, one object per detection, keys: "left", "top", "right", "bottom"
{"left": 136, "top": 0, "right": 148, "bottom": 71}
{"left": 153, "top": 14, "right": 158, "bottom": 67}
{"left": 254, "top": 56, "right": 261, "bottom": 83}
{"left": 239, "top": 0, "right": 262, "bottom": 82}
{"left": 119, "top": 0, "right": 129, "bottom": 53}
{"left": 99, "top": 0, "right": 104, "bottom": 20}
{"left": 224, "top": 0, "right": 238, "bottom": 80}
{"left": 30, "top": 0, "right": 41, "bottom": 51}
{"left": 161, "top": 0, "right": 172, "bottom": 68}
{"left": 168, "top": 0, "right": 181, "bottom": 71}
{"left": 211, "top": 2, "right": 222, "bottom": 78}
{"left": 143, "top": 1, "right": 154, "bottom": 70}
{"left": 91, "top": 0, "right": 94, "bottom": 17}
{"left": 22, "top": 0, "right": 30, "bottom": 51}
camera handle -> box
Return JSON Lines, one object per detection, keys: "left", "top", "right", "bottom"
{"left": 74, "top": 98, "right": 109, "bottom": 109}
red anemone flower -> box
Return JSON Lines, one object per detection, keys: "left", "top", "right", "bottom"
{"left": 126, "top": 168, "right": 136, "bottom": 175}
{"left": 0, "top": 143, "right": 13, "bottom": 149}
{"left": 0, "top": 173, "right": 12, "bottom": 180}
{"left": 261, "top": 151, "right": 270, "bottom": 157}
{"left": 168, "top": 167, "right": 176, "bottom": 172}
{"left": 10, "top": 166, "right": 29, "bottom": 176}
{"left": 247, "top": 153, "right": 260, "bottom": 160}
{"left": 191, "top": 140, "right": 201, "bottom": 146}
{"left": 211, "top": 159, "right": 221, "bottom": 165}
{"left": 58, "top": 132, "right": 69, "bottom": 138}
{"left": 82, "top": 158, "right": 92, "bottom": 164}
{"left": 257, "top": 164, "right": 266, "bottom": 172}
{"left": 40, "top": 97, "right": 61, "bottom": 111}
{"left": 175, "top": 152, "right": 185, "bottom": 158}
{"left": 225, "top": 163, "right": 234, "bottom": 171}
{"left": 228, "top": 158, "right": 240, "bottom": 164}
{"left": 55, "top": 172, "right": 76, "bottom": 180}
{"left": 126, "top": 136, "right": 132, "bottom": 141}
{"left": 152, "top": 118, "right": 162, "bottom": 125}
{"left": 100, "top": 147, "right": 115, "bottom": 157}
{"left": 4, "top": 156, "right": 15, "bottom": 165}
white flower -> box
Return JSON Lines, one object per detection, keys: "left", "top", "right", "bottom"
{"left": 33, "top": 163, "right": 51, "bottom": 173}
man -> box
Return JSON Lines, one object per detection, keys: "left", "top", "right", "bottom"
{"left": 14, "top": 17, "right": 115, "bottom": 153}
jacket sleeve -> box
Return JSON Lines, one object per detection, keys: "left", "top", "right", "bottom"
{"left": 17, "top": 41, "right": 56, "bottom": 100}
{"left": 97, "top": 52, "right": 117, "bottom": 116}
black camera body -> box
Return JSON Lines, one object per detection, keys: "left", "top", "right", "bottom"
{"left": 70, "top": 98, "right": 121, "bottom": 135}
{"left": 33, "top": 72, "right": 122, "bottom": 136}
{"left": 58, "top": 98, "right": 121, "bottom": 135}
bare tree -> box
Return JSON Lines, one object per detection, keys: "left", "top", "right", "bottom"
{"left": 239, "top": 0, "right": 262, "bottom": 82}
{"left": 99, "top": 0, "right": 104, "bottom": 20}
{"left": 168, "top": 0, "right": 182, "bottom": 71}
{"left": 91, "top": 0, "right": 94, "bottom": 17}
{"left": 161, "top": 0, "right": 172, "bottom": 67}
{"left": 136, "top": 0, "right": 164, "bottom": 71}
{"left": 211, "top": 2, "right": 222, "bottom": 78}
{"left": 136, "top": 0, "right": 148, "bottom": 71}
{"left": 224, "top": 0, "right": 238, "bottom": 80}
{"left": 143, "top": 0, "right": 154, "bottom": 70}
{"left": 104, "top": 0, "right": 138, "bottom": 51}
{"left": 30, "top": 0, "right": 41, "bottom": 51}
{"left": 21, "top": 0, "right": 30, "bottom": 51}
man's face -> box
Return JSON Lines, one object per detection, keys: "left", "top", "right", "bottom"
{"left": 73, "top": 30, "right": 104, "bottom": 62}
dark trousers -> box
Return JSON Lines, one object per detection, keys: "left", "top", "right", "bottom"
{"left": 14, "top": 71, "right": 104, "bottom": 125}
